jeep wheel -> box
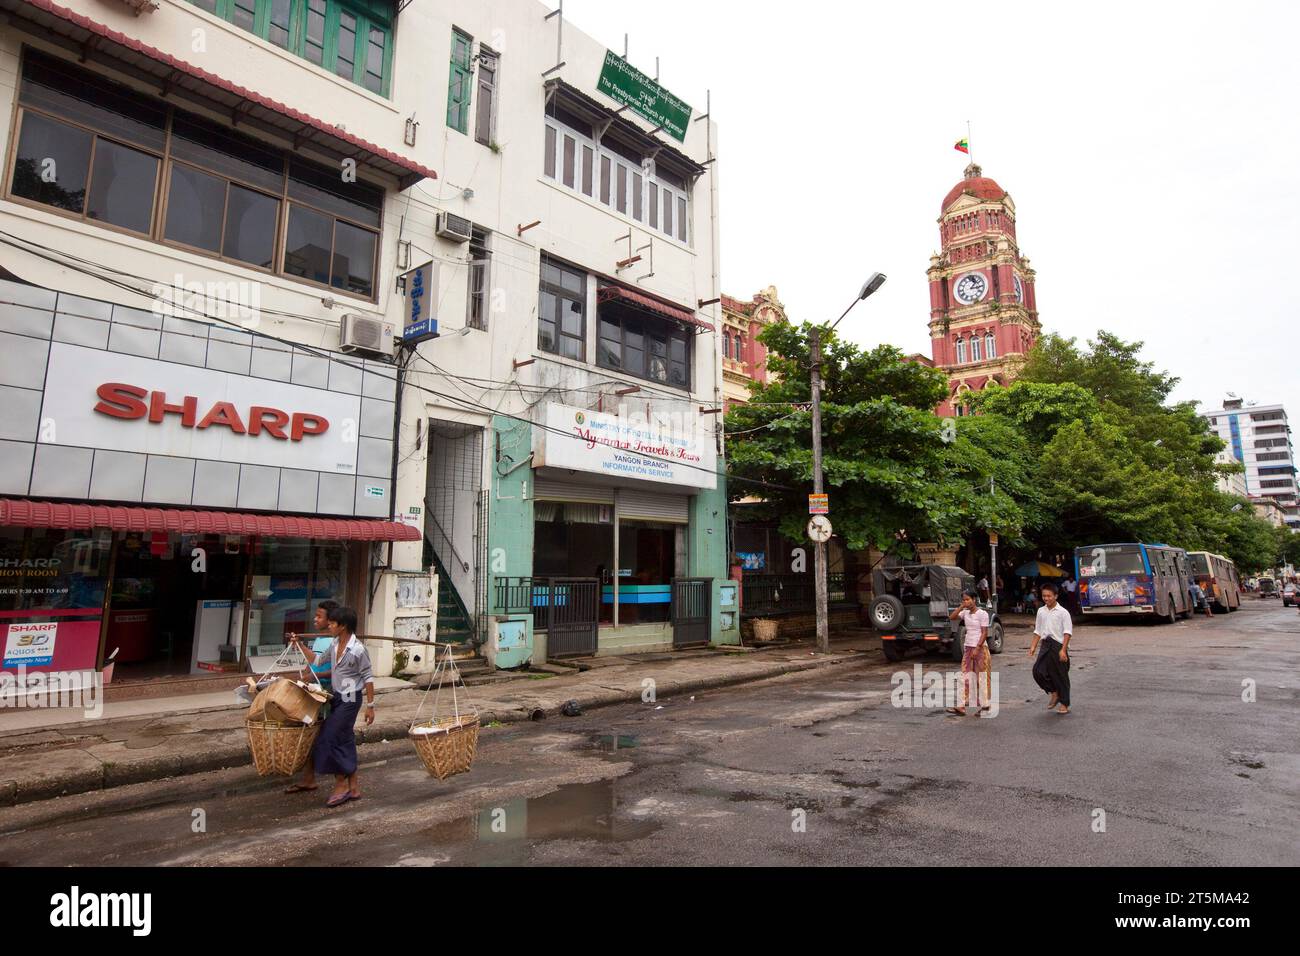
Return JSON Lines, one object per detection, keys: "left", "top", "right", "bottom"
{"left": 881, "top": 639, "right": 905, "bottom": 663}
{"left": 1164, "top": 598, "right": 1177, "bottom": 625}
{"left": 869, "top": 595, "right": 906, "bottom": 631}
{"left": 987, "top": 622, "right": 1004, "bottom": 655}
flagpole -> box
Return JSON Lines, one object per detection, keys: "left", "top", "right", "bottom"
{"left": 967, "top": 120, "right": 973, "bottom": 166}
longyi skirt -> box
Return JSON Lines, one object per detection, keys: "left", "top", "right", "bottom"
{"left": 313, "top": 692, "right": 361, "bottom": 776}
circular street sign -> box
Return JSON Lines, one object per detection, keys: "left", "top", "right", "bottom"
{"left": 807, "top": 515, "right": 833, "bottom": 543}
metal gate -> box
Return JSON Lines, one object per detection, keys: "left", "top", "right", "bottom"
{"left": 672, "top": 578, "right": 711, "bottom": 648}
{"left": 544, "top": 578, "right": 599, "bottom": 658}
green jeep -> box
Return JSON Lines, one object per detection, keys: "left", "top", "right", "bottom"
{"left": 867, "top": 564, "right": 1005, "bottom": 663}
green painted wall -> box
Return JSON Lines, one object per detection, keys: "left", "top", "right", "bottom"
{"left": 690, "top": 466, "right": 739, "bottom": 645}
{"left": 488, "top": 416, "right": 535, "bottom": 609}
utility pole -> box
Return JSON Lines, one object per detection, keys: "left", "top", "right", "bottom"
{"left": 990, "top": 478, "right": 998, "bottom": 610}
{"left": 808, "top": 273, "right": 887, "bottom": 655}
{"left": 810, "top": 325, "right": 829, "bottom": 653}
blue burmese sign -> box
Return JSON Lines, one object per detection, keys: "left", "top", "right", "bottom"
{"left": 399, "top": 261, "right": 438, "bottom": 345}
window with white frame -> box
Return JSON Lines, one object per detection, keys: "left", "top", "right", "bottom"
{"left": 467, "top": 225, "right": 490, "bottom": 330}
{"left": 955, "top": 337, "right": 967, "bottom": 364}
{"left": 970, "top": 335, "right": 982, "bottom": 362}
{"left": 985, "top": 332, "right": 996, "bottom": 360}
{"left": 543, "top": 109, "right": 692, "bottom": 246}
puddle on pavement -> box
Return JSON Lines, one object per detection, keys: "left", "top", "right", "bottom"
{"left": 429, "top": 779, "right": 658, "bottom": 846}
{"left": 307, "top": 778, "right": 665, "bottom": 866}
{"left": 589, "top": 734, "right": 639, "bottom": 751}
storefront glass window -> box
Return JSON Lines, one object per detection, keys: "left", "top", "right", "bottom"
{"left": 248, "top": 540, "right": 350, "bottom": 660}
{"left": 0, "top": 529, "right": 112, "bottom": 614}
{"left": 1, "top": 529, "right": 112, "bottom": 675}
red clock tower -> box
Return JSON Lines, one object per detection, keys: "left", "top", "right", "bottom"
{"left": 928, "top": 163, "right": 1041, "bottom": 416}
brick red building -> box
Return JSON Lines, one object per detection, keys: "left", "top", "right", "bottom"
{"left": 721, "top": 286, "right": 784, "bottom": 410}
{"left": 928, "top": 163, "right": 1042, "bottom": 416}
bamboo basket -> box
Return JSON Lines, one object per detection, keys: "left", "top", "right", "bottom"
{"left": 410, "top": 644, "right": 480, "bottom": 780}
{"left": 752, "top": 618, "right": 780, "bottom": 642}
{"left": 246, "top": 719, "right": 321, "bottom": 776}
{"left": 410, "top": 714, "right": 481, "bottom": 780}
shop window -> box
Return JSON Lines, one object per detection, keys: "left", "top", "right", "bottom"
{"left": 247, "top": 540, "right": 350, "bottom": 660}
{"left": 8, "top": 49, "right": 384, "bottom": 299}
{"left": 187, "top": 1, "right": 393, "bottom": 97}
{"left": 538, "top": 254, "right": 586, "bottom": 361}
{"left": 447, "top": 28, "right": 473, "bottom": 133}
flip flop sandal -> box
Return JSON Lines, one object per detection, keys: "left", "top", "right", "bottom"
{"left": 945, "top": 708, "right": 966, "bottom": 716}
{"left": 325, "top": 792, "right": 353, "bottom": 808}
{"left": 349, "top": 792, "right": 362, "bottom": 801}
{"left": 284, "top": 784, "right": 318, "bottom": 794}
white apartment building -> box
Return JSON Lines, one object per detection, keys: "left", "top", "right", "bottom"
{"left": 0, "top": 0, "right": 730, "bottom": 696}
{"left": 1204, "top": 397, "right": 1299, "bottom": 529}
{"left": 388, "top": 1, "right": 734, "bottom": 665}
{"left": 0, "top": 0, "right": 439, "bottom": 688}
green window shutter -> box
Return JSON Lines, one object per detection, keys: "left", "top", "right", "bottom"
{"left": 447, "top": 29, "right": 472, "bottom": 133}
{"left": 189, "top": 0, "right": 390, "bottom": 97}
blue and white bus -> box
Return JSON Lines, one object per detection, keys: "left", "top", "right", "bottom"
{"left": 1075, "top": 543, "right": 1194, "bottom": 623}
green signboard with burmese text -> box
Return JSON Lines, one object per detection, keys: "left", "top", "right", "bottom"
{"left": 596, "top": 51, "right": 692, "bottom": 143}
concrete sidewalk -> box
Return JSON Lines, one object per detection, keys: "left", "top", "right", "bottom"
{"left": 0, "top": 635, "right": 882, "bottom": 807}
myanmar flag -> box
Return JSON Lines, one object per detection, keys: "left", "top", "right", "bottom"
{"left": 954, "top": 139, "right": 970, "bottom": 154}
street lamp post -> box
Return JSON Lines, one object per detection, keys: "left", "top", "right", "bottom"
{"left": 810, "top": 272, "right": 887, "bottom": 653}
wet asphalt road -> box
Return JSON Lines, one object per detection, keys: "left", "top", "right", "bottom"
{"left": 1, "top": 602, "right": 1296, "bottom": 866}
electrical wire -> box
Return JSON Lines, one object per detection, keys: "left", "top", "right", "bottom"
{"left": 0, "top": 233, "right": 788, "bottom": 490}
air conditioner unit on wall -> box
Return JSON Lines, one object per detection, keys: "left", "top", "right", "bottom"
{"left": 339, "top": 313, "right": 396, "bottom": 357}
{"left": 435, "top": 211, "right": 473, "bottom": 243}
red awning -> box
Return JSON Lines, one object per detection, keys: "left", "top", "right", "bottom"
{"left": 0, "top": 499, "right": 420, "bottom": 542}
{"left": 598, "top": 286, "right": 714, "bottom": 332}
{"left": 10, "top": 0, "right": 438, "bottom": 189}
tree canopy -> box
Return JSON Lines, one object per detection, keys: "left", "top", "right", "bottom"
{"left": 726, "top": 324, "right": 1287, "bottom": 574}
{"left": 725, "top": 321, "right": 1035, "bottom": 555}
{"left": 974, "top": 332, "right": 1282, "bottom": 571}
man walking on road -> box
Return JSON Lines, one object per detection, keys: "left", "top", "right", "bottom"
{"left": 1030, "top": 583, "right": 1073, "bottom": 715}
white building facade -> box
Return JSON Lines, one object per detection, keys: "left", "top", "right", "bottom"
{"left": 387, "top": 1, "right": 735, "bottom": 664}
{"left": 0, "top": 0, "right": 439, "bottom": 687}
{"left": 1204, "top": 397, "right": 1299, "bottom": 530}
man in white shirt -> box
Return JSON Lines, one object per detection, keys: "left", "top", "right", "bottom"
{"left": 1029, "top": 583, "right": 1073, "bottom": 714}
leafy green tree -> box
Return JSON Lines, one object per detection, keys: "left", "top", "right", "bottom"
{"left": 974, "top": 331, "right": 1265, "bottom": 561}
{"left": 725, "top": 321, "right": 1031, "bottom": 555}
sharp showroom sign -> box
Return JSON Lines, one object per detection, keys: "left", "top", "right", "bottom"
{"left": 535, "top": 403, "right": 717, "bottom": 490}
{"left": 40, "top": 342, "right": 362, "bottom": 474}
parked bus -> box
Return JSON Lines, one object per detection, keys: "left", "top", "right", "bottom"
{"left": 1074, "top": 543, "right": 1193, "bottom": 623}
{"left": 1187, "top": 551, "right": 1242, "bottom": 613}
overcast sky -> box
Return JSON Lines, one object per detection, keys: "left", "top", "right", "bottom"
{"left": 560, "top": 0, "right": 1298, "bottom": 416}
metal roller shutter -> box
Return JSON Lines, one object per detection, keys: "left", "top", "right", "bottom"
{"left": 617, "top": 488, "right": 689, "bottom": 523}
{"left": 533, "top": 477, "right": 615, "bottom": 504}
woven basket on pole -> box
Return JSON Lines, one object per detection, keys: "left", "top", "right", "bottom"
{"left": 409, "top": 644, "right": 480, "bottom": 780}
{"left": 246, "top": 719, "right": 321, "bottom": 776}
{"left": 242, "top": 642, "right": 322, "bottom": 776}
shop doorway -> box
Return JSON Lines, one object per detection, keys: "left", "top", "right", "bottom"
{"left": 104, "top": 535, "right": 353, "bottom": 683}
{"left": 106, "top": 533, "right": 245, "bottom": 681}
{"left": 534, "top": 502, "right": 615, "bottom": 623}
{"left": 615, "top": 520, "right": 684, "bottom": 625}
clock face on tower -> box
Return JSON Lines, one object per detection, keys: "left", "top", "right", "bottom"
{"left": 1014, "top": 276, "right": 1024, "bottom": 303}
{"left": 954, "top": 273, "right": 987, "bottom": 305}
